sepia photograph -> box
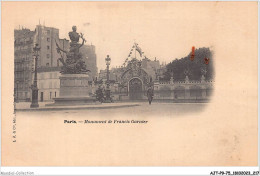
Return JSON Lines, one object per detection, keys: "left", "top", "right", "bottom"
{"left": 1, "top": 1, "right": 258, "bottom": 174}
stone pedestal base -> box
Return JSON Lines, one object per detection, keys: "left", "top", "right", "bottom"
{"left": 47, "top": 74, "right": 97, "bottom": 106}
{"left": 59, "top": 74, "right": 90, "bottom": 97}
{"left": 47, "top": 96, "right": 97, "bottom": 106}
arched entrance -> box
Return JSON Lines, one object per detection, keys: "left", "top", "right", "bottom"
{"left": 129, "top": 78, "right": 143, "bottom": 100}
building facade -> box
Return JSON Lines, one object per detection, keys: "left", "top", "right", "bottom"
{"left": 14, "top": 28, "right": 36, "bottom": 101}
{"left": 80, "top": 44, "right": 98, "bottom": 80}
{"left": 98, "top": 57, "right": 164, "bottom": 82}
{"left": 35, "top": 25, "right": 61, "bottom": 67}
{"left": 37, "top": 67, "right": 61, "bottom": 102}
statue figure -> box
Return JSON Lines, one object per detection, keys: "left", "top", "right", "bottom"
{"left": 69, "top": 26, "right": 80, "bottom": 43}
{"left": 55, "top": 26, "right": 89, "bottom": 74}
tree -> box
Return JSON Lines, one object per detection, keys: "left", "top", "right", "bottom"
{"left": 162, "top": 47, "right": 214, "bottom": 81}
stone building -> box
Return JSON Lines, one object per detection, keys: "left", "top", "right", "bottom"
{"left": 96, "top": 56, "right": 163, "bottom": 100}
{"left": 80, "top": 44, "right": 98, "bottom": 80}
{"left": 98, "top": 57, "right": 164, "bottom": 82}
{"left": 33, "top": 25, "right": 68, "bottom": 101}
{"left": 14, "top": 28, "right": 36, "bottom": 101}
{"left": 35, "top": 25, "right": 61, "bottom": 67}
{"left": 37, "top": 67, "right": 61, "bottom": 102}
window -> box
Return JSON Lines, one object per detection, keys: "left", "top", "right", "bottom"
{"left": 46, "top": 63, "right": 49, "bottom": 67}
{"left": 47, "top": 30, "right": 50, "bottom": 35}
{"left": 47, "top": 38, "right": 50, "bottom": 42}
{"left": 47, "top": 46, "right": 50, "bottom": 50}
{"left": 55, "top": 92, "right": 56, "bottom": 97}
{"left": 50, "top": 92, "right": 52, "bottom": 99}
{"left": 47, "top": 54, "right": 50, "bottom": 58}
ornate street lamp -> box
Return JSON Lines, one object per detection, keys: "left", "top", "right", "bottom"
{"left": 105, "top": 55, "right": 112, "bottom": 102}
{"left": 30, "top": 43, "right": 40, "bottom": 108}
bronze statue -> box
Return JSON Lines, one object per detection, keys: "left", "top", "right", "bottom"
{"left": 69, "top": 26, "right": 80, "bottom": 43}
{"left": 56, "top": 26, "right": 89, "bottom": 74}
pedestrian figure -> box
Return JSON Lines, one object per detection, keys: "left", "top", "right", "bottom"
{"left": 147, "top": 86, "right": 154, "bottom": 105}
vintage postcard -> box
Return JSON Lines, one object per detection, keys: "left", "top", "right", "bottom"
{"left": 1, "top": 1, "right": 258, "bottom": 168}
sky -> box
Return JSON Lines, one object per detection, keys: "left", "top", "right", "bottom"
{"left": 8, "top": 2, "right": 216, "bottom": 70}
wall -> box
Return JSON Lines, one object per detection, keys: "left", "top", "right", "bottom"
{"left": 37, "top": 68, "right": 61, "bottom": 101}
{"left": 153, "top": 78, "right": 214, "bottom": 102}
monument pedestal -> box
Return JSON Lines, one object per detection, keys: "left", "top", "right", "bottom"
{"left": 46, "top": 74, "right": 97, "bottom": 106}
{"left": 59, "top": 74, "right": 90, "bottom": 97}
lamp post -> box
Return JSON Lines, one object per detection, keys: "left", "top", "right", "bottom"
{"left": 30, "top": 43, "right": 40, "bottom": 108}
{"left": 105, "top": 55, "right": 112, "bottom": 102}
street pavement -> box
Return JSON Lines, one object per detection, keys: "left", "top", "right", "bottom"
{"left": 15, "top": 101, "right": 207, "bottom": 117}
{"left": 14, "top": 101, "right": 140, "bottom": 111}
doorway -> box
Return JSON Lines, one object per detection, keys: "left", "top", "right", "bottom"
{"left": 129, "top": 78, "right": 143, "bottom": 100}
{"left": 40, "top": 92, "right": 44, "bottom": 102}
